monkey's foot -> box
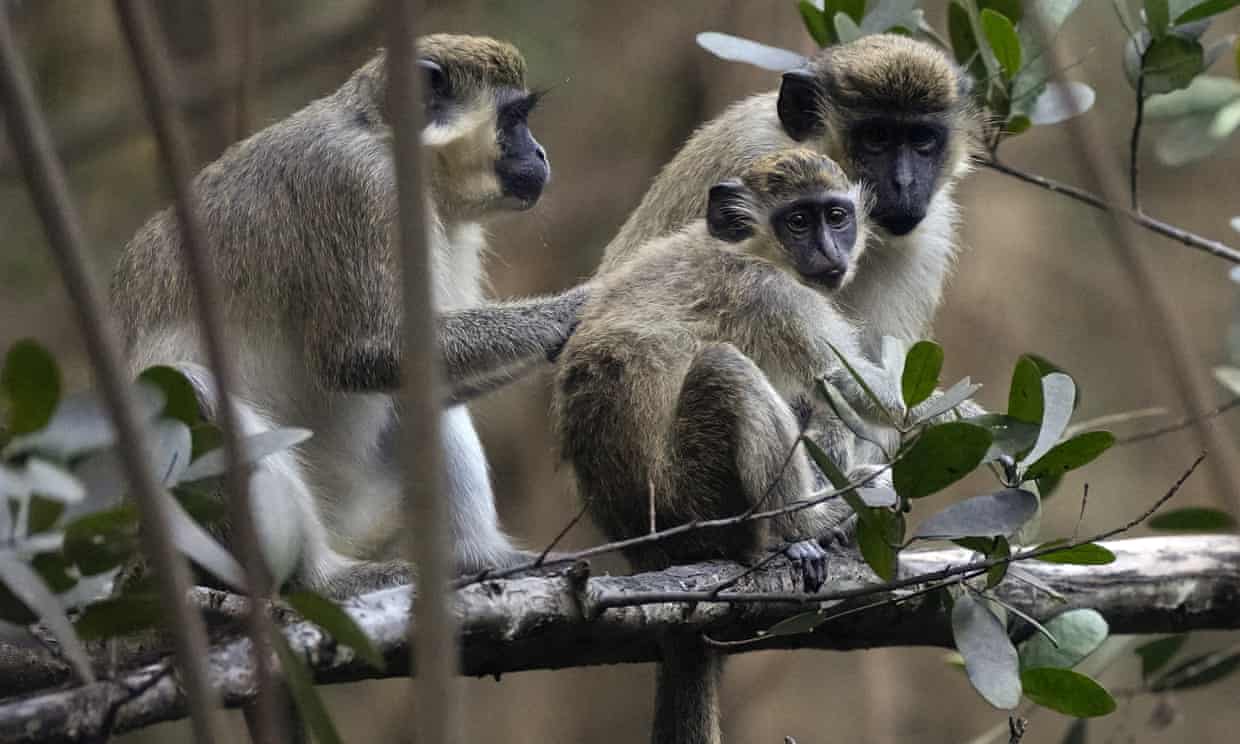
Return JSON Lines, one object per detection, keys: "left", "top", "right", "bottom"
{"left": 820, "top": 512, "right": 859, "bottom": 550}
{"left": 782, "top": 539, "right": 828, "bottom": 592}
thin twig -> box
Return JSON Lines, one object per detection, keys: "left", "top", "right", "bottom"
{"left": 1073, "top": 483, "right": 1089, "bottom": 542}
{"left": 0, "top": 9, "right": 222, "bottom": 743}
{"left": 982, "top": 159, "right": 1240, "bottom": 264}
{"left": 1130, "top": 74, "right": 1145, "bottom": 212}
{"left": 111, "top": 2, "right": 286, "bottom": 741}
{"left": 592, "top": 453, "right": 1204, "bottom": 610}
{"left": 1116, "top": 397, "right": 1240, "bottom": 446}
{"left": 536, "top": 503, "right": 588, "bottom": 566}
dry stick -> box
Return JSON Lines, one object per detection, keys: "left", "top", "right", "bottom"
{"left": 384, "top": 3, "right": 459, "bottom": 743}
{"left": 454, "top": 462, "right": 896, "bottom": 589}
{"left": 1130, "top": 74, "right": 1145, "bottom": 212}
{"left": 0, "top": 11, "right": 223, "bottom": 744}
{"left": 981, "top": 160, "right": 1240, "bottom": 265}
{"left": 535, "top": 503, "right": 589, "bottom": 566}
{"left": 1116, "top": 397, "right": 1240, "bottom": 446}
{"left": 110, "top": 2, "right": 287, "bottom": 742}
{"left": 1028, "top": 18, "right": 1240, "bottom": 515}
{"left": 592, "top": 452, "right": 1204, "bottom": 610}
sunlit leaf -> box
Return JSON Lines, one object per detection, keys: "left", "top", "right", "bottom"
{"left": 1021, "top": 667, "right": 1116, "bottom": 716}
{"left": 272, "top": 633, "right": 344, "bottom": 744}
{"left": 20, "top": 459, "right": 85, "bottom": 504}
{"left": 902, "top": 341, "right": 944, "bottom": 410}
{"left": 0, "top": 550, "right": 94, "bottom": 683}
{"left": 953, "top": 591, "right": 1022, "bottom": 709}
{"left": 1155, "top": 111, "right": 1230, "bottom": 164}
{"left": 980, "top": 9, "right": 1021, "bottom": 79}
{"left": 1018, "top": 609, "right": 1108, "bottom": 670}
{"left": 859, "top": 0, "right": 920, "bottom": 35}
{"left": 179, "top": 428, "right": 312, "bottom": 483}
{"left": 285, "top": 590, "right": 385, "bottom": 670}
{"left": 1210, "top": 98, "right": 1240, "bottom": 138}
{"left": 1145, "top": 75, "right": 1240, "bottom": 118}
{"left": 910, "top": 377, "right": 982, "bottom": 424}
{"left": 913, "top": 488, "right": 1039, "bottom": 541}
{"left": 894, "top": 422, "right": 991, "bottom": 500}
{"left": 695, "top": 32, "right": 808, "bottom": 72}
{"left": 818, "top": 379, "right": 894, "bottom": 452}
{"left": 1135, "top": 635, "right": 1187, "bottom": 680}
{"left": 1174, "top": 0, "right": 1240, "bottom": 23}
{"left": 834, "top": 12, "right": 863, "bottom": 43}
{"left": 1147, "top": 506, "right": 1237, "bottom": 531}
{"left": 1032, "top": 542, "right": 1116, "bottom": 565}
{"left": 1028, "top": 82, "right": 1096, "bottom": 125}
{"left": 164, "top": 492, "right": 245, "bottom": 590}
{"left": 1023, "top": 431, "right": 1114, "bottom": 482}
{"left": 1019, "top": 373, "right": 1076, "bottom": 469}
{"left": 4, "top": 385, "right": 165, "bottom": 461}
{"left": 250, "top": 468, "right": 305, "bottom": 586}
{"left": 967, "top": 414, "right": 1040, "bottom": 464}
{"left": 1, "top": 339, "right": 59, "bottom": 435}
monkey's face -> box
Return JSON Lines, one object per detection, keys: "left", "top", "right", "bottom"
{"left": 845, "top": 117, "right": 947, "bottom": 236}
{"left": 769, "top": 194, "right": 859, "bottom": 289}
{"left": 493, "top": 88, "right": 550, "bottom": 210}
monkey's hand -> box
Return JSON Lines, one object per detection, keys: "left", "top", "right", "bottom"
{"left": 779, "top": 539, "right": 829, "bottom": 592}
{"left": 543, "top": 284, "right": 590, "bottom": 363}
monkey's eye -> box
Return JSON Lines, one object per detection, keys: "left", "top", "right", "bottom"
{"left": 784, "top": 211, "right": 811, "bottom": 233}
{"left": 826, "top": 206, "right": 851, "bottom": 229}
{"left": 908, "top": 125, "right": 939, "bottom": 154}
{"left": 858, "top": 126, "right": 889, "bottom": 154}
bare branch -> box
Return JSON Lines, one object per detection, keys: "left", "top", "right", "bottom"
{"left": 1116, "top": 397, "right": 1240, "bottom": 446}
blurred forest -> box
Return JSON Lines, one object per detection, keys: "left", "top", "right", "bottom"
{"left": 2, "top": 0, "right": 1239, "bottom": 742}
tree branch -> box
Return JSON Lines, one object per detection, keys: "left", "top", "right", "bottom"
{"left": 0, "top": 535, "right": 1237, "bottom": 742}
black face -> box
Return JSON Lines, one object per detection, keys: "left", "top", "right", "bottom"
{"left": 494, "top": 88, "right": 550, "bottom": 209}
{"left": 848, "top": 117, "right": 947, "bottom": 236}
{"left": 770, "top": 197, "right": 857, "bottom": 288}
{"left": 419, "top": 60, "right": 549, "bottom": 209}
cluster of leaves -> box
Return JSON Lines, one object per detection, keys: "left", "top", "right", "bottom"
{"left": 697, "top": 1, "right": 1240, "bottom": 160}
{"left": 0, "top": 339, "right": 379, "bottom": 744}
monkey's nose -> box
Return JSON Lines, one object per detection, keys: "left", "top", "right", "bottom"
{"left": 535, "top": 144, "right": 548, "bottom": 163}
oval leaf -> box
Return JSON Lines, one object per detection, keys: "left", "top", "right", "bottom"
{"left": 1155, "top": 111, "right": 1229, "bottom": 165}
{"left": 761, "top": 610, "right": 827, "bottom": 638}
{"left": 1146, "top": 0, "right": 1171, "bottom": 38}
{"left": 1175, "top": 0, "right": 1240, "bottom": 24}
{"left": 1021, "top": 667, "right": 1117, "bottom": 717}
{"left": 910, "top": 377, "right": 982, "bottom": 425}
{"left": 834, "top": 12, "right": 864, "bottom": 43}
{"left": 21, "top": 459, "right": 85, "bottom": 504}
{"left": 695, "top": 32, "right": 807, "bottom": 72}
{"left": 894, "top": 422, "right": 992, "bottom": 500}
{"left": 75, "top": 594, "right": 164, "bottom": 640}
{"left": 285, "top": 590, "right": 385, "bottom": 670}
{"left": 1023, "top": 431, "right": 1114, "bottom": 482}
{"left": 4, "top": 385, "right": 165, "bottom": 461}
{"left": 1007, "top": 356, "right": 1044, "bottom": 424}
{"left": 1019, "top": 373, "right": 1076, "bottom": 469}
{"left": 63, "top": 506, "right": 140, "bottom": 576}
{"left": 1145, "top": 75, "right": 1240, "bottom": 118}
{"left": 1, "top": 339, "right": 60, "bottom": 435}
{"left": 1142, "top": 35, "right": 1205, "bottom": 95}
{"left": 902, "top": 341, "right": 944, "bottom": 409}
{"left": 1028, "top": 82, "right": 1096, "bottom": 125}
{"left": 1135, "top": 635, "right": 1187, "bottom": 680}
{"left": 798, "top": 1, "right": 833, "bottom": 46}
{"left": 952, "top": 591, "right": 1022, "bottom": 709}
{"left": 980, "top": 8, "right": 1022, "bottom": 79}
{"left": 967, "top": 414, "right": 1041, "bottom": 464}
{"left": 164, "top": 493, "right": 246, "bottom": 590}
{"left": 913, "top": 488, "right": 1039, "bottom": 541}
{"left": 272, "top": 633, "right": 344, "bottom": 744}
{"left": 138, "top": 365, "right": 203, "bottom": 427}
{"left": 180, "top": 427, "right": 313, "bottom": 483}
{"left": 1033, "top": 542, "right": 1116, "bottom": 565}
{"left": 1018, "top": 609, "right": 1109, "bottom": 670}
{"left": 857, "top": 513, "right": 901, "bottom": 581}
{"left": 0, "top": 551, "right": 94, "bottom": 683}
{"left": 1148, "top": 506, "right": 1237, "bottom": 531}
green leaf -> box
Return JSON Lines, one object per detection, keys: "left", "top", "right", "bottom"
{"left": 817, "top": 379, "right": 893, "bottom": 452}
{"left": 1147, "top": 506, "right": 1237, "bottom": 531}
{"left": 986, "top": 535, "right": 1011, "bottom": 588}
{"left": 799, "top": 1, "right": 834, "bottom": 46}
{"left": 1008, "top": 356, "right": 1045, "bottom": 424}
{"left": 834, "top": 12, "right": 863, "bottom": 43}
{"left": 859, "top": 0, "right": 920, "bottom": 35}
{"left": 285, "top": 590, "right": 385, "bottom": 670}
{"left": 826, "top": 341, "right": 893, "bottom": 422}
{"left": 32, "top": 552, "right": 76, "bottom": 593}
{"left": 1145, "top": 75, "right": 1240, "bottom": 118}
{"left": 75, "top": 594, "right": 164, "bottom": 640}
{"left": 696, "top": 32, "right": 807, "bottom": 72}
{"left": 138, "top": 366, "right": 203, "bottom": 427}
{"left": 272, "top": 633, "right": 344, "bottom": 744}
{"left": 26, "top": 495, "right": 65, "bottom": 535}
{"left": 1023, "top": 431, "right": 1115, "bottom": 482}
{"left": 912, "top": 488, "right": 1039, "bottom": 541}
{"left": 980, "top": 0, "right": 1023, "bottom": 22}
{"left": 1174, "top": 0, "right": 1240, "bottom": 23}
{"left": 1146, "top": 0, "right": 1171, "bottom": 38}
{"left": 1032, "top": 542, "right": 1117, "bottom": 565}
{"left": 1021, "top": 667, "right": 1117, "bottom": 716}
{"left": 1, "top": 339, "right": 60, "bottom": 435}
{"left": 1018, "top": 609, "right": 1109, "bottom": 670}
{"left": 857, "top": 510, "right": 902, "bottom": 580}
{"left": 190, "top": 422, "right": 225, "bottom": 461}
{"left": 893, "top": 422, "right": 992, "bottom": 500}
{"left": 1151, "top": 648, "right": 1240, "bottom": 691}
{"left": 1142, "top": 35, "right": 1205, "bottom": 95}
{"left": 3, "top": 386, "right": 165, "bottom": 461}
{"left": 1005, "top": 114, "right": 1032, "bottom": 134}
{"left": 901, "top": 341, "right": 944, "bottom": 409}
{"left": 63, "top": 505, "right": 140, "bottom": 576}
{"left": 1134, "top": 635, "right": 1187, "bottom": 680}
{"left": 980, "top": 9, "right": 1022, "bottom": 80}
{"left": 0, "top": 551, "right": 94, "bottom": 683}
{"left": 802, "top": 436, "right": 849, "bottom": 490}
{"left": 949, "top": 1, "right": 981, "bottom": 66}
{"left": 952, "top": 591, "right": 1022, "bottom": 709}
{"left": 966, "top": 413, "right": 1040, "bottom": 464}
{"left": 909, "top": 377, "right": 982, "bottom": 424}
{"left": 836, "top": 0, "right": 866, "bottom": 23}
{"left": 762, "top": 610, "right": 826, "bottom": 638}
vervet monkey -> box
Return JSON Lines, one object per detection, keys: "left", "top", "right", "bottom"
{"left": 112, "top": 35, "right": 584, "bottom": 596}
{"left": 554, "top": 150, "right": 897, "bottom": 744}
{"left": 601, "top": 34, "right": 982, "bottom": 359}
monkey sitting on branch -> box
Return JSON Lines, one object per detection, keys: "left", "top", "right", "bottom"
{"left": 112, "top": 35, "right": 586, "bottom": 597}
{"left": 553, "top": 150, "right": 900, "bottom": 744}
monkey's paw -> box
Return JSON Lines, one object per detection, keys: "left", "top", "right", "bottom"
{"left": 545, "top": 285, "right": 590, "bottom": 362}
{"left": 783, "top": 539, "right": 828, "bottom": 592}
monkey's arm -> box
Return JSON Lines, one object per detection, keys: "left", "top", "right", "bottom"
{"left": 439, "top": 286, "right": 588, "bottom": 401}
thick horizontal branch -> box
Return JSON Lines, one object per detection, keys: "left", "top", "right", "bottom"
{"left": 1, "top": 535, "right": 1238, "bottom": 742}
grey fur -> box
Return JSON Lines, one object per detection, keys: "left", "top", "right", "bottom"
{"left": 111, "top": 36, "right": 582, "bottom": 597}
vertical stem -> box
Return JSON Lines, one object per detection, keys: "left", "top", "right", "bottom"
{"left": 1130, "top": 73, "right": 1145, "bottom": 212}
{"left": 110, "top": 1, "right": 289, "bottom": 741}
{"left": 385, "top": 2, "right": 459, "bottom": 743}
{"left": 0, "top": 10, "right": 222, "bottom": 744}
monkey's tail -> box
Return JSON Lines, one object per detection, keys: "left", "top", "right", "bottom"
{"left": 651, "top": 634, "right": 722, "bottom": 744}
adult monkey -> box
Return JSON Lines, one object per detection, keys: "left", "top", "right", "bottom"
{"left": 601, "top": 33, "right": 982, "bottom": 358}
{"left": 113, "top": 35, "right": 585, "bottom": 597}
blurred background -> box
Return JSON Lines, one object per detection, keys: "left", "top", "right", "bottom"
{"left": 2, "top": 0, "right": 1239, "bottom": 741}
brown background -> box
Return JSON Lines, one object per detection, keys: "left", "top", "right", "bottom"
{"left": 2, "top": 1, "right": 1238, "bottom": 742}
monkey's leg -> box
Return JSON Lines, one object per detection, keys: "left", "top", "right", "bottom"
{"left": 440, "top": 286, "right": 588, "bottom": 401}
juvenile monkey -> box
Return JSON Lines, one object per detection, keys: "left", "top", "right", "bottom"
{"left": 554, "top": 150, "right": 898, "bottom": 744}
{"left": 113, "top": 35, "right": 584, "bottom": 596}
{"left": 601, "top": 34, "right": 982, "bottom": 359}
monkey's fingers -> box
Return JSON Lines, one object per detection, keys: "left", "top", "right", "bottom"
{"left": 783, "top": 539, "right": 828, "bottom": 592}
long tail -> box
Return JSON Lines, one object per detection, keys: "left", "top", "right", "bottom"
{"left": 652, "top": 635, "right": 723, "bottom": 744}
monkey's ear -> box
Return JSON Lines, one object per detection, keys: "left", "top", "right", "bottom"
{"left": 707, "top": 180, "right": 755, "bottom": 243}
{"left": 418, "top": 59, "right": 450, "bottom": 100}
{"left": 778, "top": 69, "right": 825, "bottom": 142}
{"left": 955, "top": 67, "right": 975, "bottom": 100}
